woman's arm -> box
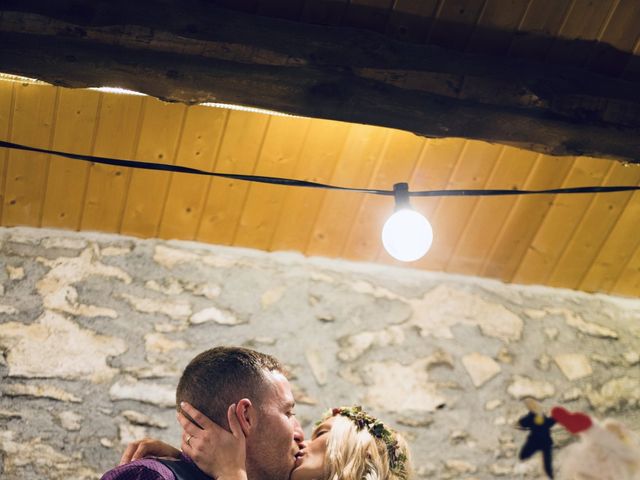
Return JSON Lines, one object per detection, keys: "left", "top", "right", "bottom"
{"left": 119, "top": 438, "right": 181, "bottom": 465}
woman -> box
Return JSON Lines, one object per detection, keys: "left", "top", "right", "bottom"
{"left": 122, "top": 402, "right": 411, "bottom": 480}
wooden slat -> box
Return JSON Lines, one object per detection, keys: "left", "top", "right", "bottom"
{"left": 547, "top": 162, "right": 640, "bottom": 289}
{"left": 506, "top": 0, "right": 572, "bottom": 60}
{"left": 0, "top": 81, "right": 15, "bottom": 223}
{"left": 410, "top": 138, "right": 467, "bottom": 270}
{"left": 621, "top": 34, "right": 640, "bottom": 82}
{"left": 210, "top": 0, "right": 258, "bottom": 13}
{"left": 386, "top": 0, "right": 439, "bottom": 43}
{"left": 426, "top": 0, "right": 487, "bottom": 50}
{"left": 300, "top": 0, "right": 348, "bottom": 25}
{"left": 2, "top": 83, "right": 57, "bottom": 227}
{"left": 269, "top": 118, "right": 351, "bottom": 252}
{"left": 546, "top": 0, "right": 616, "bottom": 67}
{"left": 232, "top": 115, "right": 312, "bottom": 250}
{"left": 383, "top": 137, "right": 466, "bottom": 268}
{"left": 157, "top": 105, "right": 228, "bottom": 240}
{"left": 306, "top": 124, "right": 389, "bottom": 258}
{"left": 611, "top": 241, "right": 640, "bottom": 296}
{"left": 119, "top": 98, "right": 187, "bottom": 238}
{"left": 480, "top": 154, "right": 576, "bottom": 281}
{"left": 464, "top": 0, "right": 531, "bottom": 55}
{"left": 80, "top": 93, "right": 145, "bottom": 233}
{"left": 511, "top": 156, "right": 612, "bottom": 285}
{"left": 41, "top": 88, "right": 100, "bottom": 230}
{"left": 195, "top": 110, "right": 270, "bottom": 245}
{"left": 256, "top": 0, "right": 305, "bottom": 19}
{"left": 345, "top": 0, "right": 394, "bottom": 32}
{"left": 579, "top": 190, "right": 640, "bottom": 293}
{"left": 417, "top": 140, "right": 503, "bottom": 271}
{"left": 408, "top": 137, "right": 467, "bottom": 222}
{"left": 446, "top": 147, "right": 539, "bottom": 275}
{"left": 343, "top": 129, "right": 425, "bottom": 261}
{"left": 586, "top": 0, "right": 640, "bottom": 75}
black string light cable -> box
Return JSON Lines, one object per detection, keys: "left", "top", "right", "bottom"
{"left": 1, "top": 139, "right": 639, "bottom": 198}
{"left": 3, "top": 139, "right": 640, "bottom": 262}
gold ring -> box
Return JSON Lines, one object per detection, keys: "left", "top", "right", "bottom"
{"left": 186, "top": 434, "right": 192, "bottom": 447}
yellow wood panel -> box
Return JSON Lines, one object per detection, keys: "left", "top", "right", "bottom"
{"left": 0, "top": 81, "right": 15, "bottom": 222}
{"left": 376, "top": 137, "right": 459, "bottom": 268}
{"left": 81, "top": 93, "right": 144, "bottom": 232}
{"left": 269, "top": 119, "right": 351, "bottom": 252}
{"left": 409, "top": 137, "right": 467, "bottom": 214}
{"left": 41, "top": 88, "right": 101, "bottom": 230}
{"left": 579, "top": 190, "right": 640, "bottom": 293}
{"left": 465, "top": 0, "right": 531, "bottom": 55}
{"left": 547, "top": 163, "right": 640, "bottom": 289}
{"left": 586, "top": 0, "right": 640, "bottom": 79}
{"left": 157, "top": 106, "right": 228, "bottom": 240}
{"left": 120, "top": 98, "right": 187, "bottom": 238}
{"left": 426, "top": 0, "right": 486, "bottom": 50}
{"left": 387, "top": 0, "right": 439, "bottom": 42}
{"left": 376, "top": 135, "right": 464, "bottom": 267}
{"left": 419, "top": 140, "right": 504, "bottom": 271}
{"left": 343, "top": 129, "right": 425, "bottom": 261}
{"left": 547, "top": 0, "right": 616, "bottom": 65}
{"left": 446, "top": 147, "right": 540, "bottom": 275}
{"left": 611, "top": 241, "right": 640, "bottom": 297}
{"left": 195, "top": 110, "right": 270, "bottom": 245}
{"left": 2, "top": 83, "right": 57, "bottom": 227}
{"left": 346, "top": 0, "right": 395, "bottom": 31}
{"left": 620, "top": 26, "right": 640, "bottom": 80}
{"left": 233, "top": 115, "right": 312, "bottom": 250}
{"left": 301, "top": 0, "right": 348, "bottom": 25}
{"left": 256, "top": 0, "right": 304, "bottom": 19}
{"left": 306, "top": 124, "right": 389, "bottom": 258}
{"left": 508, "top": 0, "right": 573, "bottom": 59}
{"left": 512, "top": 156, "right": 613, "bottom": 285}
{"left": 593, "top": 0, "right": 640, "bottom": 54}
{"left": 481, "top": 154, "right": 575, "bottom": 281}
{"left": 210, "top": 0, "right": 256, "bottom": 12}
{"left": 517, "top": 0, "right": 568, "bottom": 37}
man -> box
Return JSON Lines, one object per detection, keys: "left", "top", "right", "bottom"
{"left": 101, "top": 346, "right": 305, "bottom": 480}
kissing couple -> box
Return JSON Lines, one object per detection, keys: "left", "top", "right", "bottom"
{"left": 101, "top": 346, "right": 411, "bottom": 480}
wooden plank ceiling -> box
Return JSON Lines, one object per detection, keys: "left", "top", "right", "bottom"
{"left": 1, "top": 0, "right": 640, "bottom": 297}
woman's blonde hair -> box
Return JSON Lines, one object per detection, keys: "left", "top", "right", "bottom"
{"left": 320, "top": 410, "right": 411, "bottom": 480}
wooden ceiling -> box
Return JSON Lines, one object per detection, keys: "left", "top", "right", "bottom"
{"left": 1, "top": 0, "right": 640, "bottom": 297}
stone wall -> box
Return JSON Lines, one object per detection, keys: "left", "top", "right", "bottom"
{"left": 0, "top": 227, "right": 638, "bottom": 480}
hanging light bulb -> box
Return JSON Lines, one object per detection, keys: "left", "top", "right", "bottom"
{"left": 382, "top": 183, "right": 433, "bottom": 262}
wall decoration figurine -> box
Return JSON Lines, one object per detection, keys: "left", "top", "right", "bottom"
{"left": 516, "top": 398, "right": 557, "bottom": 478}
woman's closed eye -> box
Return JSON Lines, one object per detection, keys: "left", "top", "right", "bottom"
{"left": 313, "top": 429, "right": 328, "bottom": 439}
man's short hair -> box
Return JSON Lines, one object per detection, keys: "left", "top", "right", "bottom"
{"left": 176, "top": 346, "right": 284, "bottom": 427}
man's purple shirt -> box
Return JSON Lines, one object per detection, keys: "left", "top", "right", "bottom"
{"left": 101, "top": 453, "right": 210, "bottom": 480}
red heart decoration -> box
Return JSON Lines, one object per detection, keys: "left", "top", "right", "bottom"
{"left": 551, "top": 407, "right": 592, "bottom": 434}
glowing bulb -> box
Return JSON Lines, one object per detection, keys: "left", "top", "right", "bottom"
{"left": 382, "top": 208, "right": 433, "bottom": 262}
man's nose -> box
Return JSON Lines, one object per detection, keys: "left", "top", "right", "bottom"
{"left": 293, "top": 417, "right": 305, "bottom": 444}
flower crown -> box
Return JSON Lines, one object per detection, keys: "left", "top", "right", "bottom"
{"left": 322, "top": 406, "right": 408, "bottom": 479}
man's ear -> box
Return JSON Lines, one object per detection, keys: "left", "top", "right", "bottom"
{"left": 235, "top": 398, "right": 256, "bottom": 436}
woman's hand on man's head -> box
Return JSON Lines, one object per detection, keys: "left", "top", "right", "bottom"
{"left": 179, "top": 401, "right": 248, "bottom": 480}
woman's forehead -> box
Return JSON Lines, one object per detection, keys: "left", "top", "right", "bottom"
{"left": 313, "top": 416, "right": 336, "bottom": 433}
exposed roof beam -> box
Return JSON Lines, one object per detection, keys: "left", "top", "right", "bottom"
{"left": 1, "top": 0, "right": 639, "bottom": 163}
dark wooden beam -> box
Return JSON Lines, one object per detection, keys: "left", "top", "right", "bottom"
{"left": 1, "top": 0, "right": 639, "bottom": 163}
